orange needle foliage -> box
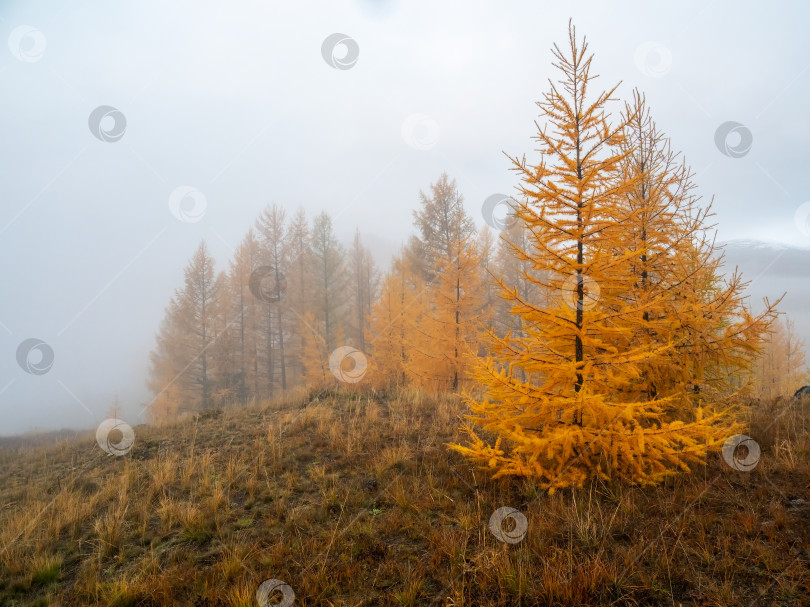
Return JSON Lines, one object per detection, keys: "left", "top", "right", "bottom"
{"left": 450, "top": 23, "right": 778, "bottom": 492}
{"left": 365, "top": 254, "right": 425, "bottom": 388}
{"left": 616, "top": 90, "right": 780, "bottom": 416}
{"left": 403, "top": 233, "right": 485, "bottom": 392}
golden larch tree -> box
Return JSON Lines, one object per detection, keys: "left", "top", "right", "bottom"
{"left": 403, "top": 174, "right": 486, "bottom": 391}
{"left": 256, "top": 203, "right": 289, "bottom": 397}
{"left": 147, "top": 296, "right": 189, "bottom": 422}
{"left": 284, "top": 207, "right": 313, "bottom": 386}
{"left": 147, "top": 241, "right": 220, "bottom": 416}
{"left": 347, "top": 229, "right": 379, "bottom": 353}
{"left": 227, "top": 229, "right": 263, "bottom": 403}
{"left": 752, "top": 316, "right": 808, "bottom": 400}
{"left": 365, "top": 252, "right": 424, "bottom": 389}
{"left": 404, "top": 233, "right": 485, "bottom": 391}
{"left": 616, "top": 90, "right": 779, "bottom": 415}
{"left": 451, "top": 23, "right": 750, "bottom": 492}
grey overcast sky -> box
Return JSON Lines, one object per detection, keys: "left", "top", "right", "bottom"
{"left": 2, "top": 0, "right": 809, "bottom": 436}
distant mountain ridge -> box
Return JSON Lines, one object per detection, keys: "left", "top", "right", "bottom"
{"left": 720, "top": 239, "right": 810, "bottom": 349}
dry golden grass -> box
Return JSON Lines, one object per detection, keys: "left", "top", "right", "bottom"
{"left": 0, "top": 388, "right": 808, "bottom": 605}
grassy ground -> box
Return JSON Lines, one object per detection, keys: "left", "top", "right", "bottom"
{"left": 1, "top": 387, "right": 809, "bottom": 606}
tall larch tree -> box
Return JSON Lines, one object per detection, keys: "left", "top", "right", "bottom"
{"left": 178, "top": 241, "right": 219, "bottom": 410}
{"left": 347, "top": 229, "right": 379, "bottom": 353}
{"left": 405, "top": 174, "right": 484, "bottom": 391}
{"left": 616, "top": 90, "right": 778, "bottom": 415}
{"left": 209, "top": 270, "right": 238, "bottom": 407}
{"left": 366, "top": 251, "right": 425, "bottom": 388}
{"left": 148, "top": 242, "right": 220, "bottom": 414}
{"left": 478, "top": 225, "right": 497, "bottom": 317}
{"left": 410, "top": 173, "right": 474, "bottom": 281}
{"left": 309, "top": 211, "right": 346, "bottom": 353}
{"left": 256, "top": 204, "right": 289, "bottom": 396}
{"left": 147, "top": 296, "right": 189, "bottom": 421}
{"left": 284, "top": 207, "right": 313, "bottom": 385}
{"left": 451, "top": 23, "right": 748, "bottom": 491}
{"left": 227, "top": 229, "right": 263, "bottom": 403}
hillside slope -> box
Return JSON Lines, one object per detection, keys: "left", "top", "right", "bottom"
{"left": 1, "top": 389, "right": 809, "bottom": 606}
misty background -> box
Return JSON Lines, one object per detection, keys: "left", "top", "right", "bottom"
{"left": 2, "top": 0, "right": 809, "bottom": 436}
